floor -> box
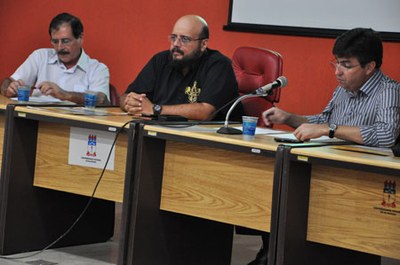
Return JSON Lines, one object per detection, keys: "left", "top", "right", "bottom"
{"left": 0, "top": 203, "right": 398, "bottom": 265}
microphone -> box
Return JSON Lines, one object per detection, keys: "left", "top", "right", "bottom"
{"left": 253, "top": 76, "right": 288, "bottom": 95}
{"left": 217, "top": 76, "right": 287, "bottom": 135}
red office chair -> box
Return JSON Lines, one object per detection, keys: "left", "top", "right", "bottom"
{"left": 232, "top": 46, "right": 283, "bottom": 127}
{"left": 109, "top": 84, "right": 120, "bottom": 106}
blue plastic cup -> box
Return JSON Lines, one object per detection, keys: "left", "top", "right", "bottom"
{"left": 242, "top": 116, "right": 258, "bottom": 140}
{"left": 17, "top": 86, "right": 31, "bottom": 102}
{"left": 84, "top": 90, "right": 98, "bottom": 109}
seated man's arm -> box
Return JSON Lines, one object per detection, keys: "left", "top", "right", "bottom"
{"left": 120, "top": 92, "right": 215, "bottom": 120}
{"left": 295, "top": 81, "right": 400, "bottom": 147}
{"left": 359, "top": 84, "right": 400, "bottom": 147}
{"left": 263, "top": 107, "right": 309, "bottom": 128}
{"left": 293, "top": 123, "right": 364, "bottom": 143}
{"left": 332, "top": 125, "right": 363, "bottom": 143}
{"left": 157, "top": 102, "right": 215, "bottom": 120}
{"left": 1, "top": 78, "right": 12, "bottom": 96}
{"left": 86, "top": 63, "right": 110, "bottom": 105}
{"left": 37, "top": 62, "right": 110, "bottom": 105}
{"left": 39, "top": 81, "right": 110, "bottom": 105}
{"left": 1, "top": 78, "right": 24, "bottom": 97}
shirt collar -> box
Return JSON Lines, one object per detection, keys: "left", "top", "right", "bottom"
{"left": 359, "top": 69, "right": 382, "bottom": 95}
{"left": 48, "top": 49, "right": 89, "bottom": 73}
{"left": 344, "top": 69, "right": 383, "bottom": 97}
{"left": 49, "top": 50, "right": 58, "bottom": 64}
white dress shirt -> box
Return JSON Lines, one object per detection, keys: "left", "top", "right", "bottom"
{"left": 11, "top": 48, "right": 110, "bottom": 99}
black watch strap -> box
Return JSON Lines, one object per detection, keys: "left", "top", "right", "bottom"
{"left": 328, "top": 124, "right": 337, "bottom": 138}
{"left": 153, "top": 104, "right": 162, "bottom": 116}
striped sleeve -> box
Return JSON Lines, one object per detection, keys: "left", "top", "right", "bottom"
{"left": 360, "top": 81, "right": 400, "bottom": 147}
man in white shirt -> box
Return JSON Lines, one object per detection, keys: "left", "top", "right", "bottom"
{"left": 0, "top": 12, "right": 110, "bottom": 104}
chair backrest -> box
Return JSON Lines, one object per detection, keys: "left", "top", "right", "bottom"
{"left": 232, "top": 46, "right": 283, "bottom": 127}
{"left": 109, "top": 84, "right": 120, "bottom": 106}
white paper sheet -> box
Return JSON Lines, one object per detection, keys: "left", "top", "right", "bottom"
{"left": 271, "top": 133, "right": 347, "bottom": 143}
{"left": 68, "top": 127, "right": 116, "bottom": 170}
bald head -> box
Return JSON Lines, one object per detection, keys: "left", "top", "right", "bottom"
{"left": 173, "top": 15, "right": 209, "bottom": 40}
{"left": 169, "top": 15, "right": 209, "bottom": 72}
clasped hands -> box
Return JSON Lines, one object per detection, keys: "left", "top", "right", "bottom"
{"left": 123, "top": 92, "right": 153, "bottom": 117}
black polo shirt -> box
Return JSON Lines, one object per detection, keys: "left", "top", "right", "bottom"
{"left": 125, "top": 48, "right": 242, "bottom": 121}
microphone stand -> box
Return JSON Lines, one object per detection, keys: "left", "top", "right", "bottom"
{"left": 217, "top": 92, "right": 268, "bottom": 134}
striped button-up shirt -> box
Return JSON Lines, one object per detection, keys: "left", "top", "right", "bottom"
{"left": 306, "top": 70, "right": 400, "bottom": 147}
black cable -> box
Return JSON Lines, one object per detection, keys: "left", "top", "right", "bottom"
{"left": 160, "top": 124, "right": 196, "bottom": 128}
{"left": 210, "top": 95, "right": 240, "bottom": 119}
{"left": 210, "top": 90, "right": 274, "bottom": 119}
{"left": 0, "top": 120, "right": 132, "bottom": 260}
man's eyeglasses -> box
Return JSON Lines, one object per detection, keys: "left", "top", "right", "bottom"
{"left": 168, "top": 34, "right": 206, "bottom": 46}
{"left": 330, "top": 59, "right": 360, "bottom": 71}
{"left": 51, "top": 38, "right": 74, "bottom": 46}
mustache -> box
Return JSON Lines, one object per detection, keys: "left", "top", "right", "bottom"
{"left": 171, "top": 47, "right": 184, "bottom": 55}
{"left": 57, "top": 50, "right": 70, "bottom": 55}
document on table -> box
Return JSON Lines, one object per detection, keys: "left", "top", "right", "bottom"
{"left": 12, "top": 94, "right": 79, "bottom": 105}
{"left": 12, "top": 95, "right": 65, "bottom": 103}
{"left": 12, "top": 88, "right": 77, "bottom": 104}
{"left": 271, "top": 132, "right": 347, "bottom": 144}
{"left": 330, "top": 145, "right": 393, "bottom": 156}
{"left": 26, "top": 106, "right": 128, "bottom": 116}
{"left": 161, "top": 125, "right": 287, "bottom": 134}
{"left": 222, "top": 126, "right": 286, "bottom": 134}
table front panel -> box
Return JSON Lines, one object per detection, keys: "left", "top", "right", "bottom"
{"left": 0, "top": 115, "right": 5, "bottom": 169}
{"left": 33, "top": 122, "right": 127, "bottom": 202}
{"left": 307, "top": 164, "right": 400, "bottom": 259}
{"left": 160, "top": 141, "right": 274, "bottom": 231}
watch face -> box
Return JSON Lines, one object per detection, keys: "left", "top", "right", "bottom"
{"left": 329, "top": 124, "right": 337, "bottom": 130}
{"left": 153, "top": 104, "right": 162, "bottom": 115}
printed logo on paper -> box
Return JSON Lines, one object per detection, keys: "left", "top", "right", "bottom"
{"left": 86, "top": 134, "right": 97, "bottom": 157}
{"left": 382, "top": 180, "right": 396, "bottom": 208}
{"left": 373, "top": 180, "right": 399, "bottom": 216}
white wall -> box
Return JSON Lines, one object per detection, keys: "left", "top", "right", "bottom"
{"left": 231, "top": 0, "right": 400, "bottom": 33}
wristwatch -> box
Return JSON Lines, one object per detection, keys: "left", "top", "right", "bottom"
{"left": 153, "top": 104, "right": 162, "bottom": 116}
{"left": 328, "top": 124, "right": 337, "bottom": 138}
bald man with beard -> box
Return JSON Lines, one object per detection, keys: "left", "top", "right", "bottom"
{"left": 120, "top": 15, "right": 242, "bottom": 121}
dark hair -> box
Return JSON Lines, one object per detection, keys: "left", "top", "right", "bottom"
{"left": 195, "top": 16, "right": 209, "bottom": 39}
{"left": 199, "top": 24, "right": 209, "bottom": 39}
{"left": 332, "top": 28, "right": 383, "bottom": 69}
{"left": 49, "top": 13, "right": 84, "bottom": 39}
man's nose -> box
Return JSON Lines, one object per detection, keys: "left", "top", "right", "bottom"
{"left": 335, "top": 67, "right": 343, "bottom": 75}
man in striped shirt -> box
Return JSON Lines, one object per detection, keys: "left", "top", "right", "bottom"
{"left": 250, "top": 28, "right": 400, "bottom": 265}
{"left": 263, "top": 28, "right": 400, "bottom": 148}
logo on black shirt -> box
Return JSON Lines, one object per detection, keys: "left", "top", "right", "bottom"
{"left": 185, "top": 81, "right": 201, "bottom": 103}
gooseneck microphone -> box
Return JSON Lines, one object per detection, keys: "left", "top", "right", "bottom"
{"left": 217, "top": 76, "right": 288, "bottom": 135}
{"left": 252, "top": 76, "right": 288, "bottom": 95}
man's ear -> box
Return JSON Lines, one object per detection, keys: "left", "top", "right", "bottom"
{"left": 366, "top": 61, "right": 376, "bottom": 75}
{"left": 200, "top": 39, "right": 208, "bottom": 52}
{"left": 78, "top": 33, "right": 84, "bottom": 45}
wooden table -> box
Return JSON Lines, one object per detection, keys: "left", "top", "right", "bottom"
{"left": 124, "top": 123, "right": 399, "bottom": 265}
{"left": 29, "top": 107, "right": 132, "bottom": 202}
{"left": 124, "top": 123, "right": 284, "bottom": 265}
{"left": 2, "top": 104, "right": 397, "bottom": 265}
{"left": 0, "top": 104, "right": 135, "bottom": 261}
{"left": 275, "top": 144, "right": 400, "bottom": 265}
{"left": 0, "top": 96, "right": 14, "bottom": 169}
